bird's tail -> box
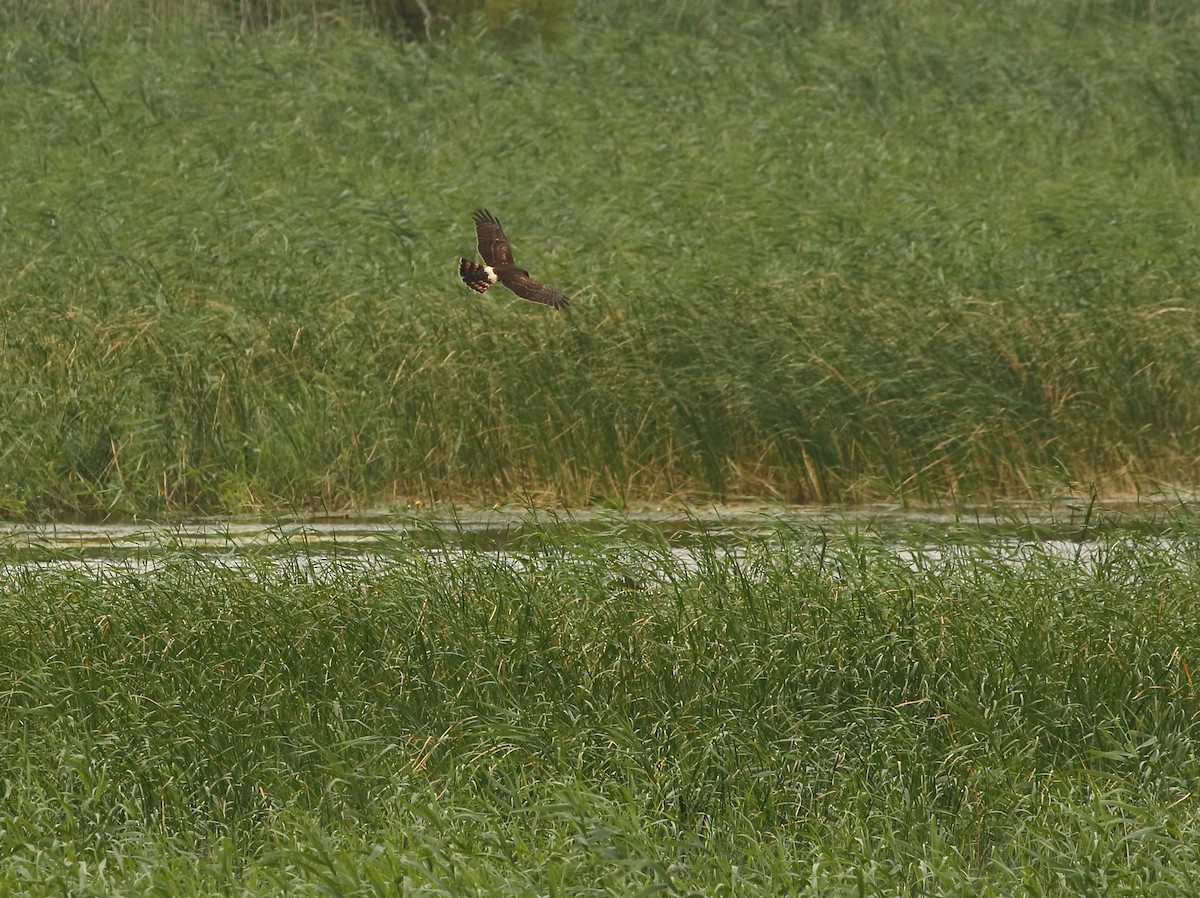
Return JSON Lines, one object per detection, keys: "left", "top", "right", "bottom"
{"left": 459, "top": 259, "right": 497, "bottom": 294}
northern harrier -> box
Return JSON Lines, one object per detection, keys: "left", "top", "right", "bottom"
{"left": 458, "top": 209, "right": 570, "bottom": 310}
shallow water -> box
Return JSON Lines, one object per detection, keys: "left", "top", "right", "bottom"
{"left": 0, "top": 496, "right": 1193, "bottom": 574}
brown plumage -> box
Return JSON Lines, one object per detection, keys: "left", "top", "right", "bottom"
{"left": 458, "top": 209, "right": 570, "bottom": 310}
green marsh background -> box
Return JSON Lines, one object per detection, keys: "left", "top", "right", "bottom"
{"left": 2, "top": 0, "right": 1198, "bottom": 517}
{"left": 4, "top": 1, "right": 1200, "bottom": 894}
{"left": 5, "top": 516, "right": 1200, "bottom": 895}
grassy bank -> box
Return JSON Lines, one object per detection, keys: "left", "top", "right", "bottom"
{"left": 2, "top": 1, "right": 1199, "bottom": 516}
{"left": 2, "top": 519, "right": 1199, "bottom": 893}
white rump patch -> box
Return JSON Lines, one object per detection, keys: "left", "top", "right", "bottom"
{"left": 482, "top": 265, "right": 498, "bottom": 283}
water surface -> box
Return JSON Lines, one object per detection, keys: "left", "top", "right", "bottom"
{"left": 2, "top": 496, "right": 1193, "bottom": 573}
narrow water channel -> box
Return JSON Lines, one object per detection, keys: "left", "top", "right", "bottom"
{"left": 1, "top": 497, "right": 1191, "bottom": 571}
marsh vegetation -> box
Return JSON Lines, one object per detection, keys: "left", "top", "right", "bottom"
{"left": 3, "top": 2, "right": 1199, "bottom": 893}
{"left": 1, "top": 0, "right": 1198, "bottom": 517}
{"left": 4, "top": 514, "right": 1200, "bottom": 895}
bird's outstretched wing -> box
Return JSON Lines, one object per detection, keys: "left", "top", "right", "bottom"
{"left": 498, "top": 270, "right": 570, "bottom": 310}
{"left": 473, "top": 209, "right": 513, "bottom": 267}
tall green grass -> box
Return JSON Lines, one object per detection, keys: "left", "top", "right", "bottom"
{"left": 0, "top": 0, "right": 573, "bottom": 40}
{"left": 2, "top": 520, "right": 1200, "bottom": 893}
{"left": 1, "top": 1, "right": 1199, "bottom": 516}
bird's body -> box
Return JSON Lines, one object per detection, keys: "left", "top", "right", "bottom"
{"left": 458, "top": 210, "right": 569, "bottom": 310}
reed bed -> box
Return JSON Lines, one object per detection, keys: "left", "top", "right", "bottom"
{"left": 2, "top": 518, "right": 1199, "bottom": 894}
{"left": 2, "top": 1, "right": 1199, "bottom": 517}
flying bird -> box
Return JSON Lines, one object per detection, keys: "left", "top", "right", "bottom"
{"left": 458, "top": 209, "right": 570, "bottom": 310}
